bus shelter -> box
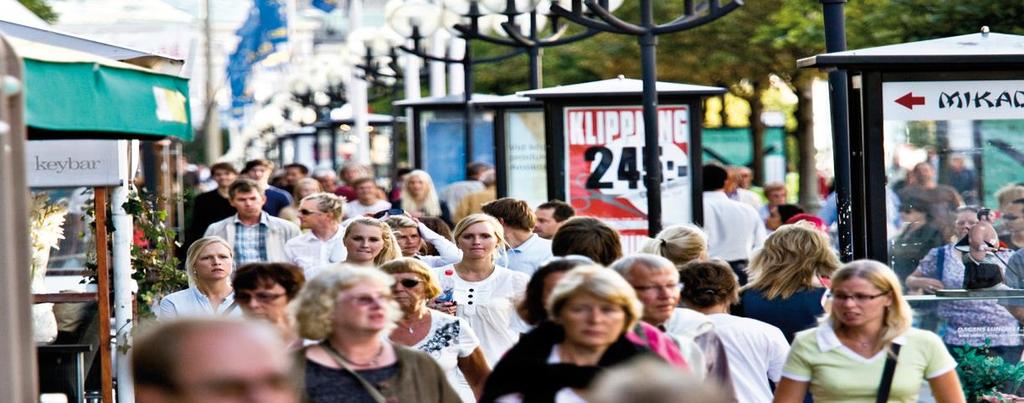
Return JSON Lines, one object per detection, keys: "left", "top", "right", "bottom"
{"left": 519, "top": 77, "right": 724, "bottom": 252}
{"left": 801, "top": 29, "right": 1024, "bottom": 375}
{"left": 468, "top": 95, "right": 544, "bottom": 205}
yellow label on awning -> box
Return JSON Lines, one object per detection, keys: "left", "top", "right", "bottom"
{"left": 153, "top": 86, "right": 188, "bottom": 123}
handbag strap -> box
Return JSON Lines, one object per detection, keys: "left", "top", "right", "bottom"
{"left": 876, "top": 343, "right": 902, "bottom": 403}
{"left": 319, "top": 341, "right": 389, "bottom": 403}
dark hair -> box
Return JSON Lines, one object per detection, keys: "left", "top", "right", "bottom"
{"left": 350, "top": 177, "right": 376, "bottom": 188}
{"left": 232, "top": 262, "right": 306, "bottom": 300}
{"left": 284, "top": 163, "right": 309, "bottom": 175}
{"left": 467, "top": 162, "right": 492, "bottom": 179}
{"left": 776, "top": 204, "right": 805, "bottom": 224}
{"left": 899, "top": 197, "right": 931, "bottom": 217}
{"left": 538, "top": 200, "right": 576, "bottom": 222}
{"left": 551, "top": 217, "right": 622, "bottom": 266}
{"left": 418, "top": 216, "right": 453, "bottom": 256}
{"left": 482, "top": 198, "right": 536, "bottom": 231}
{"left": 678, "top": 260, "right": 739, "bottom": 308}
{"left": 702, "top": 164, "right": 729, "bottom": 191}
{"left": 228, "top": 178, "right": 263, "bottom": 199}
{"left": 209, "top": 162, "right": 238, "bottom": 176}
{"left": 241, "top": 159, "right": 274, "bottom": 174}
{"left": 517, "top": 257, "right": 593, "bottom": 325}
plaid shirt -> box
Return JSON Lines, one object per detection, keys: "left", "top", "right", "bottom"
{"left": 233, "top": 214, "right": 269, "bottom": 265}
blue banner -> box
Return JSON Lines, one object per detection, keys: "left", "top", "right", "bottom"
{"left": 225, "top": 0, "right": 289, "bottom": 119}
{"left": 312, "top": 0, "right": 339, "bottom": 12}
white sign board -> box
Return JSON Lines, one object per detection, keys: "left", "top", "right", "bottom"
{"left": 883, "top": 80, "right": 1024, "bottom": 121}
{"left": 26, "top": 140, "right": 128, "bottom": 188}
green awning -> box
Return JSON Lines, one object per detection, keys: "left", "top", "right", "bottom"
{"left": 11, "top": 37, "right": 192, "bottom": 140}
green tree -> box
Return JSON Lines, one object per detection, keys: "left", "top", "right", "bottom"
{"left": 18, "top": 0, "right": 58, "bottom": 23}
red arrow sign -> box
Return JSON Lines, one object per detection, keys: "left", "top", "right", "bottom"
{"left": 895, "top": 92, "right": 926, "bottom": 109}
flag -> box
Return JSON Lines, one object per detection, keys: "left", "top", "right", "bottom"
{"left": 312, "top": 0, "right": 339, "bottom": 13}
{"left": 225, "top": 0, "right": 290, "bottom": 119}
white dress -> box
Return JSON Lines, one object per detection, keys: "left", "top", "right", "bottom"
{"left": 434, "top": 264, "right": 530, "bottom": 367}
{"left": 413, "top": 310, "right": 481, "bottom": 403}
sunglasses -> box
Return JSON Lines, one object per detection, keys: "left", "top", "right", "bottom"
{"left": 394, "top": 278, "right": 421, "bottom": 289}
{"left": 298, "top": 209, "right": 321, "bottom": 216}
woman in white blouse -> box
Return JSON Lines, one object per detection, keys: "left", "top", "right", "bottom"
{"left": 383, "top": 258, "right": 490, "bottom": 402}
{"left": 158, "top": 236, "right": 241, "bottom": 318}
{"left": 432, "top": 214, "right": 530, "bottom": 366}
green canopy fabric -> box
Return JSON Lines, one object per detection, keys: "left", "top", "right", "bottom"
{"left": 11, "top": 37, "right": 192, "bottom": 140}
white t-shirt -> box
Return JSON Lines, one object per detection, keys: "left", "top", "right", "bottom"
{"left": 433, "top": 264, "right": 529, "bottom": 367}
{"left": 344, "top": 199, "right": 392, "bottom": 218}
{"left": 703, "top": 191, "right": 767, "bottom": 261}
{"left": 706, "top": 313, "right": 790, "bottom": 403}
{"left": 413, "top": 310, "right": 481, "bottom": 403}
{"left": 283, "top": 227, "right": 347, "bottom": 279}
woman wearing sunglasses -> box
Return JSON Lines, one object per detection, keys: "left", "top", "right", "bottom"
{"left": 293, "top": 265, "right": 460, "bottom": 402}
{"left": 773, "top": 260, "right": 964, "bottom": 403}
{"left": 381, "top": 258, "right": 490, "bottom": 403}
{"left": 232, "top": 262, "right": 305, "bottom": 348}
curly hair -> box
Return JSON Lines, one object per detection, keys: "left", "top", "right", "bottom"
{"left": 292, "top": 265, "right": 401, "bottom": 340}
{"left": 344, "top": 217, "right": 402, "bottom": 266}
{"left": 744, "top": 221, "right": 840, "bottom": 299}
{"left": 379, "top": 258, "right": 441, "bottom": 300}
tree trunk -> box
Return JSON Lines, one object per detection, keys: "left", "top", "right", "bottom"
{"left": 749, "top": 80, "right": 766, "bottom": 186}
{"left": 796, "top": 77, "right": 820, "bottom": 212}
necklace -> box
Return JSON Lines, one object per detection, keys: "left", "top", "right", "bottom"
{"left": 400, "top": 311, "right": 429, "bottom": 335}
{"left": 324, "top": 341, "right": 385, "bottom": 367}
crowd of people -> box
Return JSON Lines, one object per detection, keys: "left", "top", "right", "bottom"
{"left": 136, "top": 158, "right": 1004, "bottom": 403}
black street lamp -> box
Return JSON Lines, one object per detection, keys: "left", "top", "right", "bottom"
{"left": 388, "top": 1, "right": 526, "bottom": 167}
{"left": 549, "top": 0, "right": 742, "bottom": 234}
{"left": 819, "top": 0, "right": 853, "bottom": 261}
{"left": 451, "top": 0, "right": 619, "bottom": 89}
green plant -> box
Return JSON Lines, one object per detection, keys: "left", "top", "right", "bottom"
{"left": 954, "top": 342, "right": 1024, "bottom": 401}
{"left": 124, "top": 189, "right": 187, "bottom": 319}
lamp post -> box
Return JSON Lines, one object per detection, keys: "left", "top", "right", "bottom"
{"left": 820, "top": 0, "right": 853, "bottom": 261}
{"left": 549, "top": 0, "right": 741, "bottom": 235}
{"left": 387, "top": 0, "right": 525, "bottom": 168}
{"left": 452, "top": 0, "right": 621, "bottom": 89}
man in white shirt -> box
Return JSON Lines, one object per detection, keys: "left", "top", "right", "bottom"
{"left": 610, "top": 254, "right": 736, "bottom": 400}
{"left": 284, "top": 192, "right": 347, "bottom": 279}
{"left": 205, "top": 179, "right": 301, "bottom": 265}
{"left": 727, "top": 166, "right": 764, "bottom": 210}
{"left": 534, "top": 200, "right": 575, "bottom": 239}
{"left": 344, "top": 177, "right": 392, "bottom": 218}
{"left": 482, "top": 198, "right": 552, "bottom": 275}
{"left": 702, "top": 164, "right": 766, "bottom": 285}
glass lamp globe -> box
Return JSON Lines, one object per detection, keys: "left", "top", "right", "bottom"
{"left": 492, "top": 12, "right": 547, "bottom": 37}
{"left": 478, "top": 0, "right": 542, "bottom": 14}
{"left": 441, "top": 0, "right": 472, "bottom": 15}
{"left": 386, "top": 0, "right": 442, "bottom": 38}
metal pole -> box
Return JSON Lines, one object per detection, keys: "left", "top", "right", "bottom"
{"left": 821, "top": 0, "right": 853, "bottom": 261}
{"left": 403, "top": 49, "right": 422, "bottom": 167}
{"left": 202, "top": 0, "right": 221, "bottom": 163}
{"left": 113, "top": 141, "right": 138, "bottom": 402}
{"left": 527, "top": 10, "right": 542, "bottom": 89}
{"left": 639, "top": 0, "right": 662, "bottom": 236}
{"left": 350, "top": 0, "right": 371, "bottom": 165}
{"left": 463, "top": 39, "right": 475, "bottom": 170}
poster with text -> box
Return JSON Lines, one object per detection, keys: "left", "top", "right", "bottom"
{"left": 564, "top": 105, "right": 691, "bottom": 245}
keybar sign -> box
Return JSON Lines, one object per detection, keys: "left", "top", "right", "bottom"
{"left": 883, "top": 80, "right": 1024, "bottom": 121}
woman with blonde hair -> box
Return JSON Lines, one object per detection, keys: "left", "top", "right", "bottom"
{"left": 293, "top": 265, "right": 460, "bottom": 402}
{"left": 481, "top": 266, "right": 681, "bottom": 402}
{"left": 773, "top": 260, "right": 963, "bottom": 403}
{"left": 400, "top": 170, "right": 451, "bottom": 223}
{"left": 381, "top": 258, "right": 490, "bottom": 402}
{"left": 640, "top": 224, "right": 708, "bottom": 268}
{"left": 158, "top": 236, "right": 241, "bottom": 318}
{"left": 431, "top": 214, "right": 529, "bottom": 367}
{"left": 737, "top": 221, "right": 840, "bottom": 342}
{"left": 342, "top": 217, "right": 402, "bottom": 267}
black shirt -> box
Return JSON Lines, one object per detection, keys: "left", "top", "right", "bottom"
{"left": 188, "top": 189, "right": 236, "bottom": 244}
{"left": 305, "top": 359, "right": 399, "bottom": 403}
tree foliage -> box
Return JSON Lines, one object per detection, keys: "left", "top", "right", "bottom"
{"left": 18, "top": 0, "right": 58, "bottom": 23}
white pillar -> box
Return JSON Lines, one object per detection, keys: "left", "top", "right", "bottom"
{"left": 403, "top": 49, "right": 421, "bottom": 167}
{"left": 429, "top": 31, "right": 448, "bottom": 97}
{"left": 448, "top": 36, "right": 465, "bottom": 95}
{"left": 113, "top": 140, "right": 138, "bottom": 402}
{"left": 349, "top": 0, "right": 371, "bottom": 165}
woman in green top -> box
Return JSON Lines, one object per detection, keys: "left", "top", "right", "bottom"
{"left": 773, "top": 260, "right": 964, "bottom": 403}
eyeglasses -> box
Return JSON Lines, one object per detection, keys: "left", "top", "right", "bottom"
{"left": 235, "top": 292, "right": 286, "bottom": 303}
{"left": 298, "top": 209, "right": 322, "bottom": 216}
{"left": 831, "top": 291, "right": 889, "bottom": 303}
{"left": 394, "top": 278, "right": 421, "bottom": 289}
